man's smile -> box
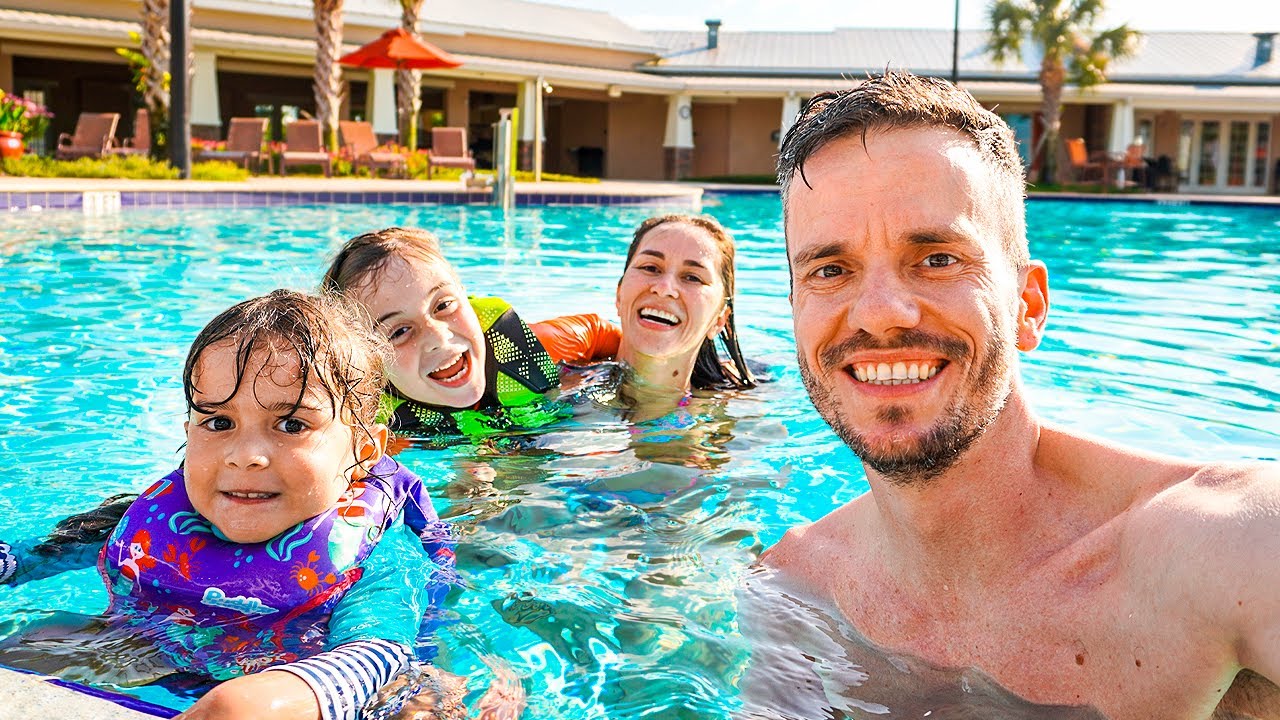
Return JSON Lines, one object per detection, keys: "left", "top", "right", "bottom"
{"left": 850, "top": 359, "right": 947, "bottom": 385}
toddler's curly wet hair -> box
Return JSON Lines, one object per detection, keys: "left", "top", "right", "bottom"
{"left": 182, "top": 289, "right": 392, "bottom": 444}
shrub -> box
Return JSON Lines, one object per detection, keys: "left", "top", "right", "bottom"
{"left": 0, "top": 155, "right": 248, "bottom": 181}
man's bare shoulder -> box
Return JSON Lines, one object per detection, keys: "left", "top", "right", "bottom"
{"left": 759, "top": 497, "right": 870, "bottom": 596}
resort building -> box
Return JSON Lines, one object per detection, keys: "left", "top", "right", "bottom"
{"left": 1, "top": 0, "right": 1277, "bottom": 193}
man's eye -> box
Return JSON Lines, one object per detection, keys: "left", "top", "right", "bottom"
{"left": 276, "top": 417, "right": 307, "bottom": 434}
{"left": 923, "top": 253, "right": 958, "bottom": 268}
{"left": 813, "top": 264, "right": 844, "bottom": 278}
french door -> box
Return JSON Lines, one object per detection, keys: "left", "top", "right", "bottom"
{"left": 1177, "top": 117, "right": 1272, "bottom": 193}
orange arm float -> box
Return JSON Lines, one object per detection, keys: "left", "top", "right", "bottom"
{"left": 530, "top": 313, "right": 622, "bottom": 365}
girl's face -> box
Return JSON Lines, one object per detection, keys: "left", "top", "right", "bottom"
{"left": 616, "top": 223, "right": 730, "bottom": 365}
{"left": 183, "top": 340, "right": 384, "bottom": 543}
{"left": 350, "top": 256, "right": 488, "bottom": 409}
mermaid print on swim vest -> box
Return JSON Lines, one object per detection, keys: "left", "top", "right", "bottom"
{"left": 98, "top": 456, "right": 453, "bottom": 680}
{"left": 384, "top": 296, "right": 570, "bottom": 439}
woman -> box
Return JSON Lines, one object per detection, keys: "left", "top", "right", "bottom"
{"left": 612, "top": 213, "right": 756, "bottom": 409}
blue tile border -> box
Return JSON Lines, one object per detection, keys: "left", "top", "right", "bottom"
{"left": 3, "top": 187, "right": 705, "bottom": 212}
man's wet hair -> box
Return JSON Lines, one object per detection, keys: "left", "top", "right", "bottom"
{"left": 777, "top": 71, "right": 1029, "bottom": 269}
{"left": 182, "top": 289, "right": 391, "bottom": 450}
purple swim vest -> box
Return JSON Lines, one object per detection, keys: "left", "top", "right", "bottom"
{"left": 98, "top": 456, "right": 452, "bottom": 680}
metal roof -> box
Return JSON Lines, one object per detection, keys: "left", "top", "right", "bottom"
{"left": 199, "top": 0, "right": 660, "bottom": 53}
{"left": 645, "top": 28, "right": 1280, "bottom": 85}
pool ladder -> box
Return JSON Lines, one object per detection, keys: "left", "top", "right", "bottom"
{"left": 83, "top": 190, "right": 122, "bottom": 215}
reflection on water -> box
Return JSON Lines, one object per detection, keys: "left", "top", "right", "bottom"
{"left": 736, "top": 566, "right": 1106, "bottom": 720}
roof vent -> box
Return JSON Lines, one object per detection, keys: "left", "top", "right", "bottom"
{"left": 706, "top": 19, "right": 721, "bottom": 51}
{"left": 1255, "top": 32, "right": 1276, "bottom": 67}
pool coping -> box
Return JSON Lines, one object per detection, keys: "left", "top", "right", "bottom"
{"left": 0, "top": 666, "right": 168, "bottom": 719}
{"left": 0, "top": 176, "right": 703, "bottom": 212}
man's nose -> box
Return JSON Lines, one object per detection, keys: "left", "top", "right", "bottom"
{"left": 848, "top": 270, "right": 921, "bottom": 336}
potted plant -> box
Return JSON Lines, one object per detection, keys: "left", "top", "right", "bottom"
{"left": 0, "top": 90, "right": 54, "bottom": 159}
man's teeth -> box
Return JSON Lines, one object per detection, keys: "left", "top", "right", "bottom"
{"left": 853, "top": 362, "right": 941, "bottom": 385}
{"left": 639, "top": 308, "right": 680, "bottom": 325}
{"left": 227, "top": 491, "right": 275, "bottom": 499}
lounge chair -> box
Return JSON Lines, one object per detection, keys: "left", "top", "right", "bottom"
{"left": 280, "top": 120, "right": 332, "bottom": 177}
{"left": 426, "top": 127, "right": 475, "bottom": 178}
{"left": 106, "top": 108, "right": 151, "bottom": 157}
{"left": 1065, "top": 138, "right": 1104, "bottom": 185}
{"left": 201, "top": 117, "right": 272, "bottom": 173}
{"left": 56, "top": 112, "right": 120, "bottom": 160}
{"left": 339, "top": 121, "right": 406, "bottom": 178}
{"left": 1116, "top": 142, "right": 1147, "bottom": 188}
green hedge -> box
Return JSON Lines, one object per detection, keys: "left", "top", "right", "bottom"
{"left": 0, "top": 155, "right": 249, "bottom": 181}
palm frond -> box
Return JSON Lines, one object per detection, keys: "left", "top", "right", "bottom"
{"left": 987, "top": 0, "right": 1033, "bottom": 63}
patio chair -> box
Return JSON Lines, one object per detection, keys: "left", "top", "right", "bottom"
{"left": 1117, "top": 142, "right": 1147, "bottom": 188}
{"left": 106, "top": 108, "right": 151, "bottom": 157}
{"left": 280, "top": 120, "right": 332, "bottom": 177}
{"left": 201, "top": 117, "right": 272, "bottom": 173}
{"left": 426, "top": 127, "right": 475, "bottom": 179}
{"left": 1065, "top": 138, "right": 1104, "bottom": 185}
{"left": 339, "top": 120, "right": 406, "bottom": 178}
{"left": 55, "top": 112, "right": 120, "bottom": 160}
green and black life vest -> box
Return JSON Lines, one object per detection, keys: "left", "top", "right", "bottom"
{"left": 382, "top": 297, "right": 570, "bottom": 441}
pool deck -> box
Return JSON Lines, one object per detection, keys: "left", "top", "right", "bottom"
{"left": 0, "top": 667, "right": 155, "bottom": 719}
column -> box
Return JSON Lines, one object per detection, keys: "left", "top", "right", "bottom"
{"left": 779, "top": 93, "right": 801, "bottom": 149}
{"left": 1109, "top": 99, "right": 1134, "bottom": 154}
{"left": 190, "top": 50, "right": 221, "bottom": 140}
{"left": 368, "top": 68, "right": 397, "bottom": 140}
{"left": 516, "top": 78, "right": 538, "bottom": 171}
{"left": 663, "top": 93, "right": 693, "bottom": 181}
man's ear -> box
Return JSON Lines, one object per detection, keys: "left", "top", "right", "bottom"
{"left": 1016, "top": 261, "right": 1049, "bottom": 351}
{"left": 351, "top": 424, "right": 389, "bottom": 481}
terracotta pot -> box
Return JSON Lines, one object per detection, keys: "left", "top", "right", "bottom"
{"left": 0, "top": 130, "right": 23, "bottom": 160}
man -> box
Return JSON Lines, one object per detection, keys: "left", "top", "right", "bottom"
{"left": 750, "top": 71, "right": 1279, "bottom": 719}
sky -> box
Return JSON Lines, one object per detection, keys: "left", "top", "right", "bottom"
{"left": 546, "top": 0, "right": 1280, "bottom": 34}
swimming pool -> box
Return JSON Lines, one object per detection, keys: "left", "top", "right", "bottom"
{"left": 0, "top": 195, "right": 1277, "bottom": 716}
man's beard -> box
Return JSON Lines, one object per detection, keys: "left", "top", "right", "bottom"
{"left": 798, "top": 326, "right": 1014, "bottom": 486}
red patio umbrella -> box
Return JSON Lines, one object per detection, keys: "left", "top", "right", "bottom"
{"left": 339, "top": 27, "right": 462, "bottom": 70}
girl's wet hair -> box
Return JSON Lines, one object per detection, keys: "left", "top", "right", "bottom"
{"left": 623, "top": 214, "right": 756, "bottom": 391}
{"left": 321, "top": 226, "right": 456, "bottom": 294}
{"left": 182, "top": 289, "right": 391, "bottom": 447}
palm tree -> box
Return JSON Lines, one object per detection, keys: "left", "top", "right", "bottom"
{"left": 398, "top": 0, "right": 426, "bottom": 151}
{"left": 313, "top": 0, "right": 345, "bottom": 152}
{"left": 987, "top": 0, "right": 1139, "bottom": 184}
{"left": 140, "top": 0, "right": 170, "bottom": 118}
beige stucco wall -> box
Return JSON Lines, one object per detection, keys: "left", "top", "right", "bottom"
{"left": 1151, "top": 110, "right": 1182, "bottom": 161}
{"left": 606, "top": 94, "right": 665, "bottom": 179}
{"left": 691, "top": 103, "right": 730, "bottom": 177}
{"left": 727, "top": 98, "right": 781, "bottom": 175}
{"left": 549, "top": 98, "right": 607, "bottom": 175}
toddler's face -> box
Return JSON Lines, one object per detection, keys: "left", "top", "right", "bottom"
{"left": 183, "top": 340, "right": 380, "bottom": 543}
{"left": 351, "top": 256, "right": 488, "bottom": 409}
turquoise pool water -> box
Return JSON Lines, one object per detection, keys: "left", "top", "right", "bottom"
{"left": 0, "top": 195, "right": 1277, "bottom": 716}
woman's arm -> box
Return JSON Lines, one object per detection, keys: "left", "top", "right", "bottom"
{"left": 530, "top": 314, "right": 621, "bottom": 365}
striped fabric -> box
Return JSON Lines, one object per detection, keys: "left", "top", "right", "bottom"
{"left": 270, "top": 639, "right": 412, "bottom": 720}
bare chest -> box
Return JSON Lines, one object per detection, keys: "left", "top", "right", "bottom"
{"left": 828, "top": 566, "right": 1246, "bottom": 719}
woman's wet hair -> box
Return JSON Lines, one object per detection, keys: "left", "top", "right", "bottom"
{"left": 624, "top": 214, "right": 756, "bottom": 391}
{"left": 321, "top": 226, "right": 455, "bottom": 294}
{"left": 182, "top": 289, "right": 391, "bottom": 450}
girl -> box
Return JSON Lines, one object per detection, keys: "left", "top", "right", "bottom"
{"left": 2, "top": 290, "right": 454, "bottom": 720}
{"left": 322, "top": 227, "right": 621, "bottom": 442}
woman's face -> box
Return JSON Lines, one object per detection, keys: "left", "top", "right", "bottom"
{"left": 350, "top": 256, "right": 488, "bottom": 408}
{"left": 616, "top": 222, "right": 730, "bottom": 365}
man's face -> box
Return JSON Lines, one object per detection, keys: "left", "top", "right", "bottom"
{"left": 785, "top": 127, "right": 1041, "bottom": 484}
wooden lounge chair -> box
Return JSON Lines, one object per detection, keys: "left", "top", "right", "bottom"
{"left": 280, "top": 120, "right": 332, "bottom": 177}
{"left": 106, "top": 108, "right": 150, "bottom": 157}
{"left": 56, "top": 112, "right": 120, "bottom": 160}
{"left": 201, "top": 117, "right": 272, "bottom": 173}
{"left": 426, "top": 127, "right": 475, "bottom": 178}
{"left": 339, "top": 121, "right": 406, "bottom": 178}
{"left": 1065, "top": 138, "right": 1104, "bottom": 185}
